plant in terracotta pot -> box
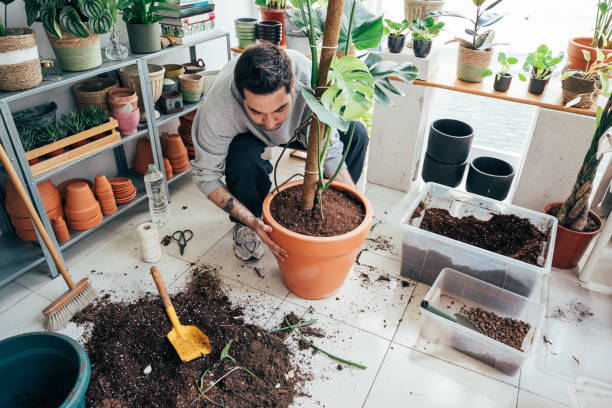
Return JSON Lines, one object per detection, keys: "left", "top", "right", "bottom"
{"left": 518, "top": 44, "right": 564, "bottom": 95}
{"left": 0, "top": 0, "right": 43, "bottom": 91}
{"left": 545, "top": 95, "right": 612, "bottom": 268}
{"left": 262, "top": 0, "right": 418, "bottom": 299}
{"left": 255, "top": 0, "right": 289, "bottom": 46}
{"left": 409, "top": 16, "right": 444, "bottom": 58}
{"left": 117, "top": 0, "right": 173, "bottom": 54}
{"left": 427, "top": 0, "right": 507, "bottom": 83}
{"left": 561, "top": 49, "right": 612, "bottom": 109}
{"left": 383, "top": 18, "right": 410, "bottom": 54}
{"left": 480, "top": 52, "right": 518, "bottom": 92}
{"left": 567, "top": 1, "right": 612, "bottom": 70}
{"left": 24, "top": 0, "right": 114, "bottom": 71}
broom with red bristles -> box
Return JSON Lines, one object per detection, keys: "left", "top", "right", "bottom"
{"left": 0, "top": 143, "right": 96, "bottom": 330}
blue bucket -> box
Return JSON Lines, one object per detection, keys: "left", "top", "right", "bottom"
{"left": 0, "top": 332, "right": 90, "bottom": 408}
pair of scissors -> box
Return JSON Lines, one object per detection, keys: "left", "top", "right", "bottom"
{"left": 172, "top": 229, "right": 193, "bottom": 255}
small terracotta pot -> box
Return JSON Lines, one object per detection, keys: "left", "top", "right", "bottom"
{"left": 94, "top": 174, "right": 116, "bottom": 213}
{"left": 260, "top": 7, "right": 286, "bottom": 45}
{"left": 47, "top": 148, "right": 65, "bottom": 158}
{"left": 28, "top": 157, "right": 40, "bottom": 165}
{"left": 52, "top": 216, "right": 70, "bottom": 242}
{"left": 107, "top": 88, "right": 138, "bottom": 113}
{"left": 16, "top": 228, "right": 38, "bottom": 241}
{"left": 567, "top": 37, "right": 612, "bottom": 70}
{"left": 65, "top": 181, "right": 100, "bottom": 213}
{"left": 164, "top": 157, "right": 173, "bottom": 179}
{"left": 57, "top": 179, "right": 94, "bottom": 202}
{"left": 262, "top": 179, "right": 373, "bottom": 299}
{"left": 113, "top": 108, "right": 140, "bottom": 136}
{"left": 165, "top": 134, "right": 188, "bottom": 160}
{"left": 132, "top": 137, "right": 155, "bottom": 175}
{"left": 72, "top": 139, "right": 89, "bottom": 148}
{"left": 545, "top": 202, "right": 603, "bottom": 269}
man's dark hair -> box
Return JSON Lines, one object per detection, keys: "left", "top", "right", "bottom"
{"left": 234, "top": 43, "right": 293, "bottom": 98}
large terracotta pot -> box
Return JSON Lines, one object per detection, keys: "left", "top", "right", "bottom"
{"left": 545, "top": 202, "right": 603, "bottom": 269}
{"left": 262, "top": 180, "right": 373, "bottom": 299}
{"left": 567, "top": 37, "right": 612, "bottom": 70}
{"left": 260, "top": 7, "right": 286, "bottom": 46}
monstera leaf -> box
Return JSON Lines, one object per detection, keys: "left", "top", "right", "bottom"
{"left": 322, "top": 55, "right": 374, "bottom": 120}
{"left": 59, "top": 6, "right": 89, "bottom": 37}
{"left": 362, "top": 52, "right": 418, "bottom": 105}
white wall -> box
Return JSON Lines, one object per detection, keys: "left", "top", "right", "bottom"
{"left": 4, "top": 0, "right": 255, "bottom": 185}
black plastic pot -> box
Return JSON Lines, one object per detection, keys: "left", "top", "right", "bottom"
{"left": 13, "top": 102, "right": 57, "bottom": 129}
{"left": 387, "top": 35, "right": 406, "bottom": 53}
{"left": 528, "top": 77, "right": 549, "bottom": 95}
{"left": 421, "top": 153, "right": 467, "bottom": 188}
{"left": 413, "top": 40, "right": 432, "bottom": 58}
{"left": 256, "top": 20, "right": 282, "bottom": 45}
{"left": 426, "top": 119, "right": 474, "bottom": 165}
{"left": 494, "top": 73, "right": 512, "bottom": 92}
{"left": 466, "top": 156, "right": 515, "bottom": 201}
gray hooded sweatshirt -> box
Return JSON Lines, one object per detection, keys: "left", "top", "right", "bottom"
{"left": 190, "top": 49, "right": 345, "bottom": 197}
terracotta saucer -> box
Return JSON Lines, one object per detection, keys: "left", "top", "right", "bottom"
{"left": 115, "top": 191, "right": 137, "bottom": 204}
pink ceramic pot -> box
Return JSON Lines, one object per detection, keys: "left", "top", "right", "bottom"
{"left": 113, "top": 108, "right": 140, "bottom": 136}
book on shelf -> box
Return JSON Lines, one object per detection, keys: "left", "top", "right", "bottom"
{"left": 165, "top": 0, "right": 214, "bottom": 6}
{"left": 162, "top": 19, "right": 216, "bottom": 38}
{"left": 156, "top": 3, "right": 215, "bottom": 18}
{"left": 159, "top": 11, "right": 215, "bottom": 26}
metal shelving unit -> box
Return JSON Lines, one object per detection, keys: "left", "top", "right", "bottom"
{"left": 0, "top": 30, "right": 231, "bottom": 287}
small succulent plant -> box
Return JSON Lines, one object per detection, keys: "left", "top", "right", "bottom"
{"left": 79, "top": 105, "right": 109, "bottom": 129}
{"left": 61, "top": 111, "right": 86, "bottom": 135}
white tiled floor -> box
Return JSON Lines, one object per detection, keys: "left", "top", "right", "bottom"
{"left": 0, "top": 152, "right": 579, "bottom": 407}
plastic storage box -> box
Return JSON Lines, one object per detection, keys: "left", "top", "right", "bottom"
{"left": 401, "top": 182, "right": 557, "bottom": 298}
{"left": 420, "top": 267, "right": 546, "bottom": 375}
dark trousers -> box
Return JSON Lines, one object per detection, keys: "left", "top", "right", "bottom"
{"left": 225, "top": 121, "right": 368, "bottom": 219}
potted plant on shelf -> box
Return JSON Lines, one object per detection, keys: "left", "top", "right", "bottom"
{"left": 409, "top": 16, "right": 444, "bottom": 58}
{"left": 481, "top": 52, "right": 519, "bottom": 92}
{"left": 561, "top": 49, "right": 612, "bottom": 109}
{"left": 567, "top": 0, "right": 612, "bottom": 70}
{"left": 24, "top": 0, "right": 114, "bottom": 71}
{"left": 518, "top": 44, "right": 564, "bottom": 95}
{"left": 545, "top": 95, "right": 612, "bottom": 268}
{"left": 255, "top": 0, "right": 289, "bottom": 46}
{"left": 0, "top": 0, "right": 42, "bottom": 91}
{"left": 117, "top": 0, "right": 173, "bottom": 54}
{"left": 405, "top": 0, "right": 446, "bottom": 23}
{"left": 427, "top": 0, "right": 507, "bottom": 83}
{"left": 262, "top": 0, "right": 418, "bottom": 299}
{"left": 383, "top": 18, "right": 410, "bottom": 53}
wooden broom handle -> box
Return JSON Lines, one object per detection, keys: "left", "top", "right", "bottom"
{"left": 0, "top": 143, "right": 75, "bottom": 289}
{"left": 151, "top": 267, "right": 172, "bottom": 309}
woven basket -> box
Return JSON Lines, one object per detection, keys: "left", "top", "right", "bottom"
{"left": 0, "top": 28, "right": 42, "bottom": 91}
{"left": 456, "top": 44, "right": 493, "bottom": 83}
{"left": 404, "top": 0, "right": 446, "bottom": 22}
{"left": 72, "top": 78, "right": 119, "bottom": 112}
{"left": 562, "top": 74, "right": 598, "bottom": 108}
{"left": 46, "top": 25, "right": 102, "bottom": 72}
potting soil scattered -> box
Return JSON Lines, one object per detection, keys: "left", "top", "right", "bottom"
{"left": 73, "top": 265, "right": 307, "bottom": 407}
{"left": 419, "top": 208, "right": 546, "bottom": 265}
{"left": 270, "top": 185, "right": 365, "bottom": 237}
{"left": 463, "top": 307, "right": 531, "bottom": 351}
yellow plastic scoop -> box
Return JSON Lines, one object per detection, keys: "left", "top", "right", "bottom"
{"left": 151, "top": 266, "right": 211, "bottom": 362}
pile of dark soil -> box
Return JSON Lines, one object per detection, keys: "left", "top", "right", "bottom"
{"left": 270, "top": 185, "right": 365, "bottom": 237}
{"left": 73, "top": 266, "right": 307, "bottom": 407}
{"left": 546, "top": 204, "right": 601, "bottom": 232}
{"left": 419, "top": 208, "right": 547, "bottom": 265}
{"left": 464, "top": 307, "right": 531, "bottom": 351}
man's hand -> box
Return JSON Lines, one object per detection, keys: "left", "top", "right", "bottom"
{"left": 251, "top": 218, "right": 288, "bottom": 262}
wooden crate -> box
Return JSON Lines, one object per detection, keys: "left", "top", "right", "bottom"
{"left": 26, "top": 118, "right": 122, "bottom": 176}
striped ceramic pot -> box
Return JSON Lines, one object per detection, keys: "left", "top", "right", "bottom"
{"left": 0, "top": 28, "right": 42, "bottom": 91}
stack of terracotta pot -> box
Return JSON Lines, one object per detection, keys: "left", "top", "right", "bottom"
{"left": 4, "top": 179, "right": 63, "bottom": 242}
{"left": 58, "top": 178, "right": 94, "bottom": 203}
{"left": 64, "top": 182, "right": 103, "bottom": 231}
{"left": 132, "top": 137, "right": 155, "bottom": 175}
{"left": 165, "top": 134, "right": 190, "bottom": 173}
{"left": 52, "top": 216, "right": 70, "bottom": 242}
{"left": 178, "top": 110, "right": 196, "bottom": 157}
{"left": 163, "top": 158, "right": 173, "bottom": 179}
{"left": 109, "top": 177, "right": 137, "bottom": 204}
{"left": 108, "top": 87, "right": 140, "bottom": 136}
{"left": 94, "top": 174, "right": 117, "bottom": 215}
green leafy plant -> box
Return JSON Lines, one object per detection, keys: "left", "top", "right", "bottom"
{"left": 19, "top": 126, "right": 40, "bottom": 151}
{"left": 519, "top": 44, "right": 564, "bottom": 81}
{"left": 409, "top": 17, "right": 444, "bottom": 42}
{"left": 383, "top": 18, "right": 410, "bottom": 37}
{"left": 592, "top": 0, "right": 612, "bottom": 48}
{"left": 37, "top": 121, "right": 66, "bottom": 144}
{"left": 255, "top": 0, "right": 288, "bottom": 9}
{"left": 80, "top": 105, "right": 110, "bottom": 128}
{"left": 61, "top": 111, "right": 85, "bottom": 135}
{"left": 24, "top": 0, "right": 116, "bottom": 38}
{"left": 117, "top": 0, "right": 173, "bottom": 25}
{"left": 481, "top": 52, "right": 518, "bottom": 79}
{"left": 0, "top": 0, "right": 15, "bottom": 36}
{"left": 562, "top": 49, "right": 612, "bottom": 96}
{"left": 427, "top": 0, "right": 506, "bottom": 50}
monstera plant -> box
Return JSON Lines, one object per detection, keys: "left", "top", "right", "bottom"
{"left": 25, "top": 0, "right": 115, "bottom": 38}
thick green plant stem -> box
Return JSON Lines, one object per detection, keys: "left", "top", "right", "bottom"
{"left": 305, "top": 0, "right": 318, "bottom": 89}
{"left": 344, "top": 0, "right": 356, "bottom": 56}
{"left": 284, "top": 317, "right": 367, "bottom": 369}
{"left": 321, "top": 123, "right": 355, "bottom": 194}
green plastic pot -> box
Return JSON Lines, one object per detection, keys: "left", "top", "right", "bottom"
{"left": 0, "top": 332, "right": 91, "bottom": 407}
{"left": 126, "top": 23, "right": 162, "bottom": 54}
{"left": 182, "top": 89, "right": 203, "bottom": 102}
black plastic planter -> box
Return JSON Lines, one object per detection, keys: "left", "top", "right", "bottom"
{"left": 387, "top": 35, "right": 406, "bottom": 53}
{"left": 426, "top": 119, "right": 474, "bottom": 165}
{"left": 494, "top": 74, "right": 512, "bottom": 92}
{"left": 421, "top": 153, "right": 467, "bottom": 188}
{"left": 528, "top": 77, "right": 549, "bottom": 95}
{"left": 13, "top": 102, "right": 57, "bottom": 129}
{"left": 413, "top": 40, "right": 432, "bottom": 58}
{"left": 466, "top": 156, "right": 515, "bottom": 201}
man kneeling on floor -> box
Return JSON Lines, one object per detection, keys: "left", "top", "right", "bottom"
{"left": 191, "top": 43, "right": 368, "bottom": 262}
